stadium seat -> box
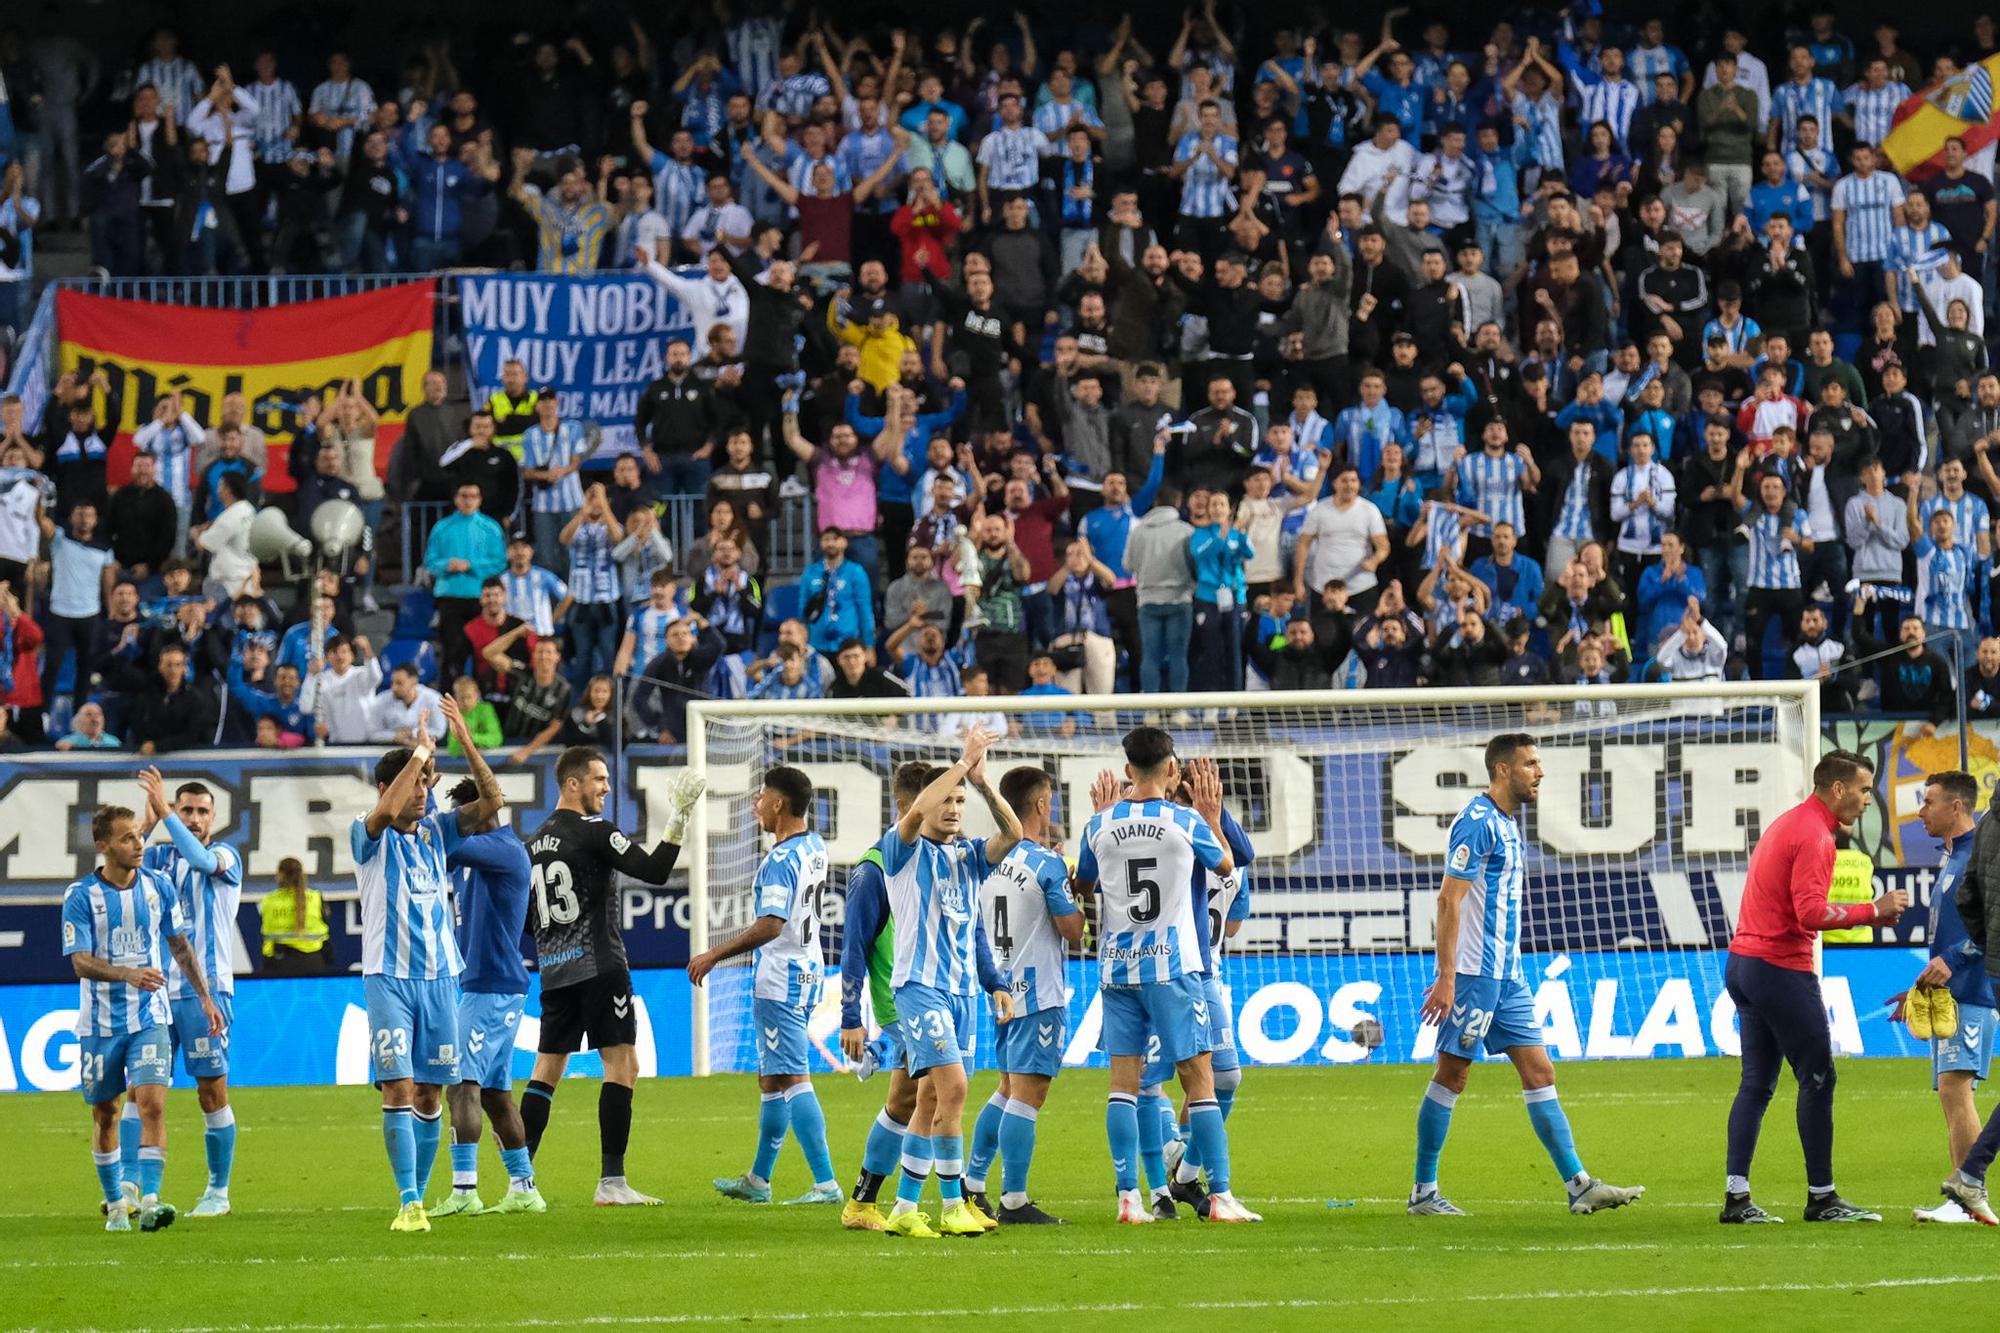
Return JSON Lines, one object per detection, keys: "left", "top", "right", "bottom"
{"left": 763, "top": 581, "right": 801, "bottom": 639}
{"left": 392, "top": 587, "right": 436, "bottom": 640}
{"left": 377, "top": 638, "right": 439, "bottom": 687}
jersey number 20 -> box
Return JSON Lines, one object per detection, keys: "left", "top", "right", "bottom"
{"left": 532, "top": 862, "right": 579, "bottom": 928}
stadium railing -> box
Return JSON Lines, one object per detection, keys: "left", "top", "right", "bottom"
{"left": 680, "top": 680, "right": 1822, "bottom": 1076}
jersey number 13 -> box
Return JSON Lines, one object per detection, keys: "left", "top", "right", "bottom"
{"left": 532, "top": 861, "right": 579, "bottom": 928}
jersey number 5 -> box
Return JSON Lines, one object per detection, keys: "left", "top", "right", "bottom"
{"left": 532, "top": 861, "right": 579, "bottom": 928}
{"left": 1126, "top": 858, "right": 1161, "bottom": 924}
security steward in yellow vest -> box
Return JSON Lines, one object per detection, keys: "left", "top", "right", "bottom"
{"left": 487, "top": 359, "right": 540, "bottom": 460}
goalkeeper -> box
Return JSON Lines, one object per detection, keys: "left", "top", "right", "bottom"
{"left": 1901, "top": 771, "right": 1994, "bottom": 1223}
{"left": 836, "top": 762, "right": 931, "bottom": 1230}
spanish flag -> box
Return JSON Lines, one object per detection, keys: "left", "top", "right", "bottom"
{"left": 57, "top": 280, "right": 435, "bottom": 493}
{"left": 1882, "top": 55, "right": 2000, "bottom": 182}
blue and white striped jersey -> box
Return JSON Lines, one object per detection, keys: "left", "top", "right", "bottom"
{"left": 1554, "top": 464, "right": 1598, "bottom": 542}
{"left": 1772, "top": 77, "right": 1842, "bottom": 154}
{"left": 1077, "top": 799, "right": 1226, "bottom": 986}
{"left": 566, "top": 522, "right": 621, "bottom": 606}
{"left": 1922, "top": 491, "right": 1991, "bottom": 547}
{"left": 1455, "top": 451, "right": 1528, "bottom": 537}
{"left": 1831, "top": 170, "right": 1906, "bottom": 263}
{"left": 143, "top": 822, "right": 242, "bottom": 1001}
{"left": 521, "top": 420, "right": 591, "bottom": 513}
{"left": 1576, "top": 77, "right": 1640, "bottom": 150}
{"left": 1702, "top": 313, "right": 1762, "bottom": 355}
{"left": 1033, "top": 98, "right": 1103, "bottom": 139}
{"left": 247, "top": 78, "right": 303, "bottom": 163}
{"left": 307, "top": 77, "right": 377, "bottom": 159}
{"left": 1742, "top": 502, "right": 1804, "bottom": 589}
{"left": 649, "top": 153, "right": 709, "bottom": 239}
{"left": 133, "top": 412, "right": 202, "bottom": 509}
{"left": 758, "top": 72, "right": 831, "bottom": 121}
{"left": 351, "top": 810, "right": 465, "bottom": 981}
{"left": 981, "top": 841, "right": 1077, "bottom": 1016}
{"left": 1844, "top": 81, "right": 1910, "bottom": 147}
{"left": 1785, "top": 146, "right": 1838, "bottom": 223}
{"left": 1887, "top": 220, "right": 1951, "bottom": 310}
{"left": 1627, "top": 44, "right": 1689, "bottom": 103}
{"left": 1420, "top": 500, "right": 1464, "bottom": 571}
{"left": 752, "top": 831, "right": 828, "bottom": 1005}
{"left": 504, "top": 566, "right": 569, "bottom": 636}
{"left": 878, "top": 828, "right": 993, "bottom": 997}
{"left": 723, "top": 15, "right": 786, "bottom": 98}
{"left": 1510, "top": 90, "right": 1566, "bottom": 171}
{"left": 1610, "top": 460, "right": 1676, "bottom": 554}
{"left": 63, "top": 869, "right": 185, "bottom": 1036}
{"left": 977, "top": 125, "right": 1052, "bottom": 191}
{"left": 135, "top": 56, "right": 207, "bottom": 119}
{"left": 1914, "top": 538, "right": 1976, "bottom": 630}
{"left": 1443, "top": 793, "right": 1526, "bottom": 981}
{"left": 898, "top": 649, "right": 964, "bottom": 712}
{"left": 1173, "top": 132, "right": 1239, "bottom": 218}
{"left": 624, "top": 603, "right": 682, "bottom": 672}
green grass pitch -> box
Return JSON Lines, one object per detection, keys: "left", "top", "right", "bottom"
{"left": 4, "top": 1058, "right": 1998, "bottom": 1330}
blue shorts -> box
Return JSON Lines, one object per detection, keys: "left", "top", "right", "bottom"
{"left": 881, "top": 1020, "right": 910, "bottom": 1076}
{"left": 1205, "top": 977, "right": 1238, "bottom": 1073}
{"left": 1933, "top": 1003, "right": 1998, "bottom": 1089}
{"left": 1435, "top": 974, "right": 1541, "bottom": 1059}
{"left": 79, "top": 1026, "right": 171, "bottom": 1105}
{"left": 169, "top": 992, "right": 233, "bottom": 1080}
{"left": 894, "top": 983, "right": 978, "bottom": 1075}
{"left": 457, "top": 991, "right": 526, "bottom": 1091}
{"left": 755, "top": 995, "right": 815, "bottom": 1076}
{"left": 364, "top": 974, "right": 462, "bottom": 1086}
{"left": 995, "top": 1006, "right": 1067, "bottom": 1077}
{"left": 1102, "top": 974, "right": 1212, "bottom": 1067}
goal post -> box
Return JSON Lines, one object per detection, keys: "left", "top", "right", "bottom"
{"left": 683, "top": 681, "right": 1821, "bottom": 1078}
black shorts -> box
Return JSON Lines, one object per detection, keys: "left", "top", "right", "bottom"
{"left": 537, "top": 969, "right": 638, "bottom": 1054}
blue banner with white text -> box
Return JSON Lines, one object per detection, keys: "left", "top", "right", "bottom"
{"left": 455, "top": 271, "right": 694, "bottom": 459}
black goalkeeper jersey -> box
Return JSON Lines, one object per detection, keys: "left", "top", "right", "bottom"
{"left": 527, "top": 809, "right": 682, "bottom": 989}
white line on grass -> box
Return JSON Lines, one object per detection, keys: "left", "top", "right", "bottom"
{"left": 71, "top": 1273, "right": 2000, "bottom": 1332}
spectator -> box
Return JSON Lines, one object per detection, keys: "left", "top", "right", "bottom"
{"left": 1293, "top": 467, "right": 1389, "bottom": 612}
{"left": 1635, "top": 533, "right": 1706, "bottom": 651}
{"left": 125, "top": 641, "right": 213, "bottom": 754}
{"left": 1608, "top": 432, "right": 1677, "bottom": 595}
{"left": 798, "top": 527, "right": 874, "bottom": 656}
{"left": 966, "top": 513, "right": 1032, "bottom": 693}
{"left": 884, "top": 541, "right": 953, "bottom": 642}
{"left": 1539, "top": 420, "right": 1616, "bottom": 575}
{"left": 1177, "top": 372, "right": 1259, "bottom": 497}
{"left": 1964, "top": 637, "right": 2000, "bottom": 720}
{"left": 561, "top": 673, "right": 619, "bottom": 747}
{"left": 1655, "top": 604, "right": 1730, "bottom": 681}
{"left": 1127, "top": 484, "right": 1196, "bottom": 694}
{"left": 299, "top": 633, "right": 380, "bottom": 744}
{"left": 1358, "top": 607, "right": 1423, "bottom": 688}
{"left": 1794, "top": 603, "right": 1857, "bottom": 713}
{"left": 442, "top": 410, "right": 520, "bottom": 521}
{"left": 1469, "top": 522, "right": 1544, "bottom": 632}
{"left": 615, "top": 568, "right": 685, "bottom": 682}
{"left": 33, "top": 500, "right": 114, "bottom": 721}
{"left": 55, "top": 701, "right": 121, "bottom": 751}
{"left": 1046, "top": 537, "right": 1118, "bottom": 697}
{"left": 259, "top": 857, "right": 330, "bottom": 976}
{"left": 465, "top": 576, "right": 533, "bottom": 698}
{"left": 1851, "top": 613, "right": 1956, "bottom": 733}
{"left": 223, "top": 645, "right": 310, "bottom": 745}
{"left": 1431, "top": 601, "right": 1507, "bottom": 688}
{"left": 688, "top": 533, "right": 763, "bottom": 655}
{"left": 445, "top": 675, "right": 503, "bottom": 754}
{"left": 749, "top": 640, "right": 825, "bottom": 706}
{"left": 395, "top": 371, "right": 465, "bottom": 503}
{"left": 519, "top": 394, "right": 591, "bottom": 574}
{"left": 194, "top": 473, "right": 258, "bottom": 601}
{"left": 506, "top": 151, "right": 612, "bottom": 274}
{"left": 559, "top": 482, "right": 624, "bottom": 683}
{"left": 424, "top": 481, "right": 507, "bottom": 672}
{"left": 501, "top": 639, "right": 572, "bottom": 763}
{"left": 368, "top": 661, "right": 446, "bottom": 745}
{"left": 611, "top": 505, "right": 674, "bottom": 611}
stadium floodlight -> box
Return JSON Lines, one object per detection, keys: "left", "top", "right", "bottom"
{"left": 681, "top": 682, "right": 1820, "bottom": 1078}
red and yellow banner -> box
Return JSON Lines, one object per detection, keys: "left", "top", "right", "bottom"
{"left": 56, "top": 280, "right": 436, "bottom": 492}
{"left": 1883, "top": 55, "right": 2000, "bottom": 181}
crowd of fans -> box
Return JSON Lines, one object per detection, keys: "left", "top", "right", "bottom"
{"left": 2, "top": 5, "right": 2000, "bottom": 752}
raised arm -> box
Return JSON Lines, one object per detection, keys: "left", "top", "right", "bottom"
{"left": 364, "top": 743, "right": 432, "bottom": 838}
{"left": 900, "top": 726, "right": 996, "bottom": 842}
{"left": 971, "top": 750, "right": 1024, "bottom": 864}
{"left": 440, "top": 695, "right": 506, "bottom": 830}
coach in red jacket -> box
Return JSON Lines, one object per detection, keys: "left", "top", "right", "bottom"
{"left": 1719, "top": 749, "right": 1908, "bottom": 1225}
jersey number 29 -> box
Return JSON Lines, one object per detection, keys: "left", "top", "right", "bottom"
{"left": 532, "top": 861, "right": 579, "bottom": 928}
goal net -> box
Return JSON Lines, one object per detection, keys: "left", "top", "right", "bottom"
{"left": 684, "top": 683, "right": 1818, "bottom": 1077}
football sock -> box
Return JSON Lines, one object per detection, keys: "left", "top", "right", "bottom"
{"left": 137, "top": 1145, "right": 164, "bottom": 1200}
{"left": 1809, "top": 1182, "right": 1837, "bottom": 1198}
{"left": 752, "top": 1091, "right": 788, "bottom": 1181}
{"left": 1136, "top": 1089, "right": 1168, "bottom": 1193}
{"left": 383, "top": 1107, "right": 418, "bottom": 1205}
{"left": 501, "top": 1147, "right": 534, "bottom": 1188}
{"left": 784, "top": 1083, "right": 835, "bottom": 1187}
{"left": 1187, "top": 1099, "right": 1230, "bottom": 1196}
{"left": 966, "top": 1091, "right": 1007, "bottom": 1192}
{"left": 998, "top": 1099, "right": 1038, "bottom": 1201}
{"left": 1217, "top": 1084, "right": 1237, "bottom": 1121}
{"left": 599, "top": 1083, "right": 633, "bottom": 1179}
{"left": 120, "top": 1100, "right": 141, "bottom": 1181}
{"left": 1964, "top": 1104, "right": 2000, "bottom": 1183}
{"left": 933, "top": 1134, "right": 964, "bottom": 1204}
{"left": 411, "top": 1108, "right": 443, "bottom": 1197}
{"left": 1726, "top": 1174, "right": 1752, "bottom": 1197}
{"left": 1522, "top": 1086, "right": 1584, "bottom": 1186}
{"left": 521, "top": 1080, "right": 555, "bottom": 1158}
{"left": 202, "top": 1106, "right": 236, "bottom": 1190}
{"left": 892, "top": 1135, "right": 931, "bottom": 1214}
{"left": 1414, "top": 1081, "right": 1457, "bottom": 1190}
{"left": 1106, "top": 1093, "right": 1140, "bottom": 1193}
{"left": 450, "top": 1141, "right": 479, "bottom": 1189}
{"left": 859, "top": 1110, "right": 906, "bottom": 1186}
{"left": 93, "top": 1150, "right": 124, "bottom": 1207}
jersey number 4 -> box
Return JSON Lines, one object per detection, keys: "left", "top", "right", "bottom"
{"left": 532, "top": 861, "right": 579, "bottom": 928}
{"left": 1126, "top": 858, "right": 1161, "bottom": 924}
